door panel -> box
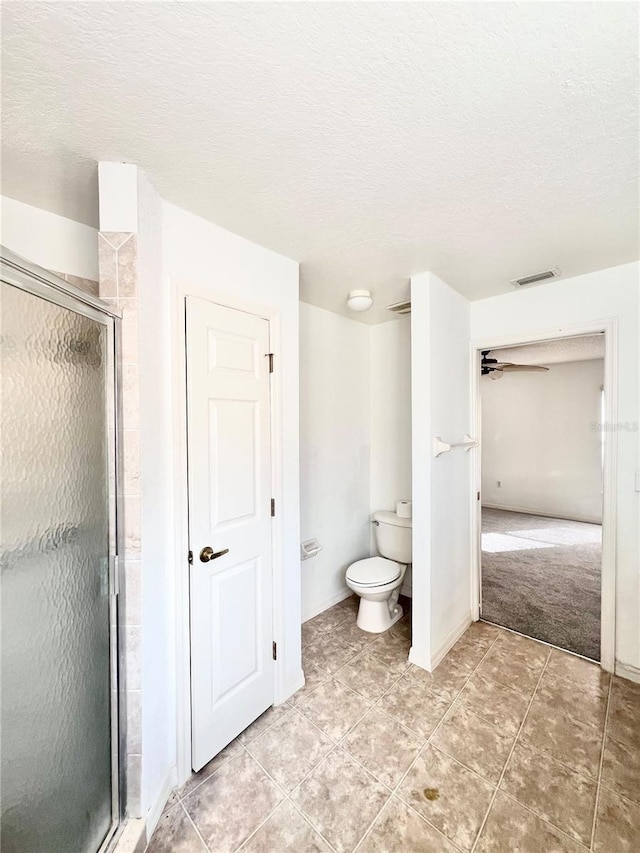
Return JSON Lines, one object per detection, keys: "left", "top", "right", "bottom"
{"left": 210, "top": 399, "right": 259, "bottom": 526}
{"left": 187, "top": 298, "right": 273, "bottom": 771}
{"left": 212, "top": 558, "right": 260, "bottom": 699}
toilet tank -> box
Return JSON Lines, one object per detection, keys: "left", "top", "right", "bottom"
{"left": 373, "top": 510, "right": 412, "bottom": 563}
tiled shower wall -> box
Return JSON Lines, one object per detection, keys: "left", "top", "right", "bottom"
{"left": 98, "top": 232, "right": 143, "bottom": 816}
{"left": 51, "top": 271, "right": 99, "bottom": 297}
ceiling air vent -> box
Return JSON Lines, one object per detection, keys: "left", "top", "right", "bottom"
{"left": 510, "top": 267, "right": 561, "bottom": 288}
{"left": 385, "top": 299, "right": 411, "bottom": 315}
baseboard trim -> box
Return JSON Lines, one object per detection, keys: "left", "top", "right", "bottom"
{"left": 431, "top": 612, "right": 473, "bottom": 670}
{"left": 302, "top": 588, "right": 353, "bottom": 623}
{"left": 145, "top": 766, "right": 177, "bottom": 842}
{"left": 615, "top": 661, "right": 640, "bottom": 685}
{"left": 409, "top": 612, "right": 472, "bottom": 673}
{"left": 482, "top": 503, "right": 602, "bottom": 526}
{"left": 408, "top": 645, "right": 430, "bottom": 671}
{"left": 277, "top": 668, "right": 305, "bottom": 705}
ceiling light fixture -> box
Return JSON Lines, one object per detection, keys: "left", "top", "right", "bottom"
{"left": 346, "top": 289, "right": 374, "bottom": 312}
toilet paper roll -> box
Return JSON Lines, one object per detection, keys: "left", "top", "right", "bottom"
{"left": 396, "top": 500, "right": 412, "bottom": 518}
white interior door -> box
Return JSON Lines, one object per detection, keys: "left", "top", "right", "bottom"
{"left": 186, "top": 297, "right": 274, "bottom": 771}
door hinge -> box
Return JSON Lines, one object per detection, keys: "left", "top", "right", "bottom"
{"left": 271, "top": 498, "right": 275, "bottom": 517}
{"left": 267, "top": 353, "right": 274, "bottom": 373}
{"left": 188, "top": 550, "right": 193, "bottom": 564}
{"left": 272, "top": 641, "right": 277, "bottom": 661}
{"left": 477, "top": 492, "right": 481, "bottom": 501}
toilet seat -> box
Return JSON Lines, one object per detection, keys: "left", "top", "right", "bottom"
{"left": 345, "top": 556, "right": 401, "bottom": 588}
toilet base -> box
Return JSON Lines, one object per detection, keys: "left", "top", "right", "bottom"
{"left": 356, "top": 598, "right": 404, "bottom": 634}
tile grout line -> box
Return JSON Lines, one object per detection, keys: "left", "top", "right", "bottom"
{"left": 171, "top": 618, "right": 531, "bottom": 851}
{"left": 245, "top": 733, "right": 341, "bottom": 853}
{"left": 469, "top": 646, "right": 552, "bottom": 853}
{"left": 596, "top": 782, "right": 640, "bottom": 809}
{"left": 597, "top": 779, "right": 640, "bottom": 807}
{"left": 159, "top": 607, "right": 401, "bottom": 849}
{"left": 175, "top": 614, "right": 498, "bottom": 852}
{"left": 288, "top": 678, "right": 422, "bottom": 850}
{"left": 303, "top": 603, "right": 363, "bottom": 639}
{"left": 483, "top": 619, "right": 601, "bottom": 666}
{"left": 234, "top": 636, "right": 417, "bottom": 853}
{"left": 114, "top": 243, "right": 120, "bottom": 300}
{"left": 187, "top": 734, "right": 341, "bottom": 853}
{"left": 588, "top": 672, "right": 613, "bottom": 851}
{"left": 243, "top": 709, "right": 363, "bottom": 853}
{"left": 307, "top": 630, "right": 407, "bottom": 681}
{"left": 179, "top": 631, "right": 362, "bottom": 803}
{"left": 249, "top": 620, "right": 426, "bottom": 851}
{"left": 496, "top": 790, "right": 592, "bottom": 851}
{"left": 353, "top": 629, "right": 507, "bottom": 852}
{"left": 388, "top": 639, "right": 607, "bottom": 851}
{"left": 154, "top": 605, "right": 619, "bottom": 852}
{"left": 176, "top": 800, "right": 210, "bottom": 853}
{"left": 285, "top": 796, "right": 341, "bottom": 853}
{"left": 234, "top": 762, "right": 340, "bottom": 853}
{"left": 156, "top": 605, "right": 405, "bottom": 832}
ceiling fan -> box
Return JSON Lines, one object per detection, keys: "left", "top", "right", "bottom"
{"left": 481, "top": 350, "right": 550, "bottom": 380}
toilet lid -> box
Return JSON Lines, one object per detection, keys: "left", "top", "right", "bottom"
{"left": 346, "top": 557, "right": 401, "bottom": 587}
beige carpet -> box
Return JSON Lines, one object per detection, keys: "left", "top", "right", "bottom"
{"left": 481, "top": 508, "right": 601, "bottom": 660}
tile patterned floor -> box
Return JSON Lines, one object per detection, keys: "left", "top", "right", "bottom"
{"left": 147, "top": 595, "right": 640, "bottom": 853}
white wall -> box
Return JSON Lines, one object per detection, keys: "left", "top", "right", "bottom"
{"left": 471, "top": 262, "right": 640, "bottom": 675}
{"left": 1, "top": 195, "right": 98, "bottom": 278}
{"left": 482, "top": 359, "right": 604, "bottom": 523}
{"left": 370, "top": 316, "right": 412, "bottom": 513}
{"left": 299, "top": 303, "right": 371, "bottom": 620}
{"left": 137, "top": 173, "right": 176, "bottom": 817}
{"left": 410, "top": 273, "right": 472, "bottom": 670}
{"left": 370, "top": 316, "right": 413, "bottom": 594}
{"left": 97, "top": 168, "right": 301, "bottom": 817}
{"left": 97, "top": 162, "right": 177, "bottom": 820}
{"left": 299, "top": 308, "right": 413, "bottom": 619}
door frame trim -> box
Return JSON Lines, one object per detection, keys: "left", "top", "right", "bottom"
{"left": 470, "top": 318, "right": 618, "bottom": 672}
{"left": 171, "top": 282, "right": 286, "bottom": 786}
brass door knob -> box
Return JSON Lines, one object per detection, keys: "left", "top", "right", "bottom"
{"left": 199, "top": 546, "right": 230, "bottom": 563}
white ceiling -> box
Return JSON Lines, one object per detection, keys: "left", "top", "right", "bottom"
{"left": 2, "top": 2, "right": 638, "bottom": 324}
{"left": 489, "top": 334, "right": 605, "bottom": 366}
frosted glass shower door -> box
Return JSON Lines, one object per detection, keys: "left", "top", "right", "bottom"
{"left": 1, "top": 277, "right": 118, "bottom": 852}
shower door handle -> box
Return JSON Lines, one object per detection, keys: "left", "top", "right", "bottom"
{"left": 199, "top": 546, "right": 229, "bottom": 563}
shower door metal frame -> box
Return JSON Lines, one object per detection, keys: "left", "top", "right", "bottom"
{"left": 1, "top": 247, "right": 124, "bottom": 852}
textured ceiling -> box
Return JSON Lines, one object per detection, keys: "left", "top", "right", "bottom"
{"left": 488, "top": 334, "right": 605, "bottom": 365}
{"left": 2, "top": 2, "right": 638, "bottom": 323}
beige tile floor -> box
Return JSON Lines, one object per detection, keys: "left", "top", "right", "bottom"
{"left": 147, "top": 595, "right": 639, "bottom": 853}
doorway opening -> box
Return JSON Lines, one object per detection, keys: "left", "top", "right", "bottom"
{"left": 473, "top": 328, "right": 616, "bottom": 667}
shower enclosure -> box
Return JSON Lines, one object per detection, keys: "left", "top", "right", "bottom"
{"left": 1, "top": 249, "right": 122, "bottom": 852}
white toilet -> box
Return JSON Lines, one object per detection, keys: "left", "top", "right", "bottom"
{"left": 345, "top": 510, "right": 412, "bottom": 633}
